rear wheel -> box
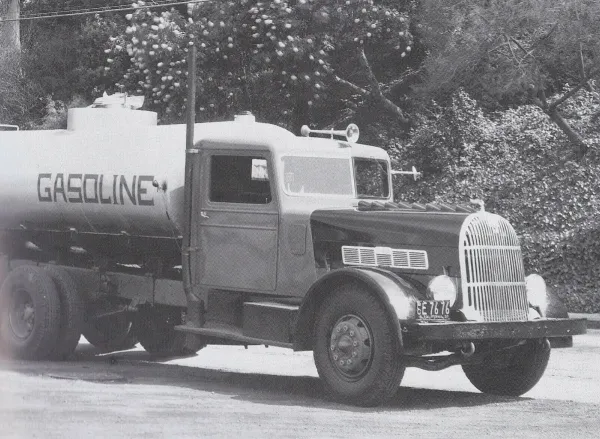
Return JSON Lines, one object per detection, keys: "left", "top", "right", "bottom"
{"left": 136, "top": 306, "right": 205, "bottom": 357}
{"left": 83, "top": 312, "right": 137, "bottom": 352}
{"left": 43, "top": 266, "right": 84, "bottom": 359}
{"left": 462, "top": 339, "right": 550, "bottom": 396}
{"left": 0, "top": 265, "right": 61, "bottom": 360}
{"left": 313, "top": 283, "right": 405, "bottom": 407}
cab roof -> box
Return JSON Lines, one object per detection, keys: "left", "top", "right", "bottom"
{"left": 187, "top": 121, "right": 389, "bottom": 161}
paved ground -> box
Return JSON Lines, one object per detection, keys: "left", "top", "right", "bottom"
{"left": 1, "top": 330, "right": 599, "bottom": 439}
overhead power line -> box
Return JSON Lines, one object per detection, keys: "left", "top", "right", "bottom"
{"left": 18, "top": 1, "right": 144, "bottom": 19}
{"left": 0, "top": 0, "right": 206, "bottom": 23}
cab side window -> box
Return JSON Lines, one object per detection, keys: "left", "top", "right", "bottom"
{"left": 209, "top": 155, "right": 272, "bottom": 204}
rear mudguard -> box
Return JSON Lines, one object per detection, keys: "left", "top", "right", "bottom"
{"left": 293, "top": 267, "right": 425, "bottom": 351}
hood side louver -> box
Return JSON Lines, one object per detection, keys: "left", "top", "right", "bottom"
{"left": 342, "top": 246, "right": 429, "bottom": 270}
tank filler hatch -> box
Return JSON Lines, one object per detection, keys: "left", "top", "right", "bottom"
{"left": 67, "top": 92, "right": 157, "bottom": 131}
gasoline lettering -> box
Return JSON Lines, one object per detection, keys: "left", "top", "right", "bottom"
{"left": 37, "top": 173, "right": 155, "bottom": 206}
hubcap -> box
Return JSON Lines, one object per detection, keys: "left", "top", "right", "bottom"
{"left": 329, "top": 314, "right": 373, "bottom": 379}
{"left": 9, "top": 289, "right": 35, "bottom": 340}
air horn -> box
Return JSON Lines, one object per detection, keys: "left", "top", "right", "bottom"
{"left": 300, "top": 124, "right": 360, "bottom": 143}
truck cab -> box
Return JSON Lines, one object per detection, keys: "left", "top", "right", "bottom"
{"left": 188, "top": 120, "right": 391, "bottom": 298}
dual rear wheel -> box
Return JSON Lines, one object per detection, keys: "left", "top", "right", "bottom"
{"left": 82, "top": 311, "right": 138, "bottom": 352}
{"left": 0, "top": 265, "right": 83, "bottom": 360}
{"left": 0, "top": 264, "right": 201, "bottom": 359}
{"left": 84, "top": 305, "right": 205, "bottom": 357}
{"left": 135, "top": 305, "right": 205, "bottom": 357}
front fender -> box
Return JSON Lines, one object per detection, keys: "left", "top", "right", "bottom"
{"left": 544, "top": 285, "right": 573, "bottom": 348}
{"left": 544, "top": 286, "right": 569, "bottom": 319}
{"left": 292, "top": 267, "right": 425, "bottom": 350}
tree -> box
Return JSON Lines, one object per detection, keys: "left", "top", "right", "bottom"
{"left": 110, "top": 0, "right": 418, "bottom": 129}
{"left": 1, "top": 1, "right": 130, "bottom": 126}
{"left": 0, "top": 0, "right": 20, "bottom": 57}
{"left": 417, "top": 0, "right": 600, "bottom": 159}
{"left": 0, "top": 0, "right": 22, "bottom": 124}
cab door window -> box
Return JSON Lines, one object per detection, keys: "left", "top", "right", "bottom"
{"left": 209, "top": 155, "right": 272, "bottom": 204}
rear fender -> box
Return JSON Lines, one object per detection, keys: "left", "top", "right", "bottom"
{"left": 293, "top": 267, "right": 424, "bottom": 351}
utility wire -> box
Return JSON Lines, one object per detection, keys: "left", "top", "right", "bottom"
{"left": 19, "top": 0, "right": 189, "bottom": 18}
{"left": 0, "top": 0, "right": 206, "bottom": 23}
{"left": 19, "top": 1, "right": 144, "bottom": 18}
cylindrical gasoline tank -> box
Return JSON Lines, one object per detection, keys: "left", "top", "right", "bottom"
{"left": 0, "top": 107, "right": 187, "bottom": 239}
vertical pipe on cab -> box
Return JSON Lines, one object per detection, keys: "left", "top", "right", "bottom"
{"left": 182, "top": 44, "right": 202, "bottom": 328}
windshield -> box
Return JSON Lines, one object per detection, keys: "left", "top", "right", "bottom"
{"left": 281, "top": 156, "right": 354, "bottom": 196}
{"left": 281, "top": 156, "right": 390, "bottom": 199}
{"left": 354, "top": 158, "right": 390, "bottom": 199}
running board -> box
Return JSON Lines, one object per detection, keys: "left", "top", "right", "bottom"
{"left": 176, "top": 301, "right": 299, "bottom": 348}
{"left": 175, "top": 323, "right": 294, "bottom": 349}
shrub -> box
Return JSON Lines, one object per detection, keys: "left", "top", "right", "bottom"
{"left": 393, "top": 89, "right": 600, "bottom": 312}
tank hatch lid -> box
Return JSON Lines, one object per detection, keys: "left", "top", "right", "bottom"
{"left": 67, "top": 92, "right": 157, "bottom": 131}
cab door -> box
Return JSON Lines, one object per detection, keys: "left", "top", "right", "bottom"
{"left": 196, "top": 148, "right": 279, "bottom": 292}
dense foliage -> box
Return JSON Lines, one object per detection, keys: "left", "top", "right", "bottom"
{"left": 396, "top": 89, "right": 600, "bottom": 311}
{"left": 417, "top": 0, "right": 600, "bottom": 158}
{"left": 109, "top": 0, "right": 417, "bottom": 129}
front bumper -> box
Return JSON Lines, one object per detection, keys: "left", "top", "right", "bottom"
{"left": 402, "top": 318, "right": 587, "bottom": 341}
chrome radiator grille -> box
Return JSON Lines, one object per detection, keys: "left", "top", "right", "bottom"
{"left": 459, "top": 213, "right": 529, "bottom": 322}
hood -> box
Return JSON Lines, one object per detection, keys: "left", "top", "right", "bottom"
{"left": 310, "top": 203, "right": 474, "bottom": 276}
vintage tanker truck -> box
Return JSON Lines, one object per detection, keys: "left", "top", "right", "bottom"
{"left": 0, "top": 98, "right": 587, "bottom": 406}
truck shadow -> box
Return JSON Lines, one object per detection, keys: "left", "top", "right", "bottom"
{"left": 1, "top": 343, "right": 524, "bottom": 413}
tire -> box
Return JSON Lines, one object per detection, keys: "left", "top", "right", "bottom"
{"left": 313, "top": 283, "right": 405, "bottom": 407}
{"left": 136, "top": 306, "right": 205, "bottom": 357}
{"left": 83, "top": 312, "right": 138, "bottom": 352}
{"left": 0, "top": 265, "right": 61, "bottom": 360}
{"left": 462, "top": 339, "right": 551, "bottom": 396}
{"left": 43, "top": 266, "right": 84, "bottom": 360}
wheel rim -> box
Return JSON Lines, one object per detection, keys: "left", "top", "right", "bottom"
{"left": 329, "top": 314, "right": 373, "bottom": 380}
{"left": 8, "top": 288, "right": 35, "bottom": 340}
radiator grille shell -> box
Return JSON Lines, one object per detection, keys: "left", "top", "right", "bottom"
{"left": 458, "top": 212, "right": 529, "bottom": 322}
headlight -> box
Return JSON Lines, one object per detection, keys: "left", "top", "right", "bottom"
{"left": 526, "top": 274, "right": 548, "bottom": 311}
{"left": 427, "top": 275, "right": 457, "bottom": 306}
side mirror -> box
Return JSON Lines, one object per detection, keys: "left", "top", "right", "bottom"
{"left": 391, "top": 166, "right": 421, "bottom": 181}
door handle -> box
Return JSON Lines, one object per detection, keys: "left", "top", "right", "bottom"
{"left": 200, "top": 211, "right": 209, "bottom": 219}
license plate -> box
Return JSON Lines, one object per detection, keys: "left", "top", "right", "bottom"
{"left": 416, "top": 300, "right": 450, "bottom": 321}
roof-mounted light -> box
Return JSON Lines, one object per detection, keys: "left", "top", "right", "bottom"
{"left": 300, "top": 123, "right": 360, "bottom": 144}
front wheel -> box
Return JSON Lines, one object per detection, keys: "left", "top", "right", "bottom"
{"left": 462, "top": 339, "right": 550, "bottom": 396}
{"left": 313, "top": 283, "right": 405, "bottom": 407}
